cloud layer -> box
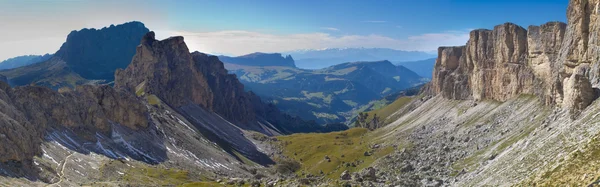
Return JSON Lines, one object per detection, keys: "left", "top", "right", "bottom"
{"left": 163, "top": 29, "right": 469, "bottom": 56}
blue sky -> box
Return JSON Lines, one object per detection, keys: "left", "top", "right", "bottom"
{"left": 0, "top": 0, "right": 569, "bottom": 60}
{"left": 164, "top": 0, "right": 568, "bottom": 37}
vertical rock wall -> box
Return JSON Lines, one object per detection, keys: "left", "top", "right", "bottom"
{"left": 431, "top": 0, "right": 600, "bottom": 116}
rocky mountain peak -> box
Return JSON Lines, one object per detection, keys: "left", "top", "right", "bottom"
{"left": 430, "top": 0, "right": 600, "bottom": 117}
{"left": 54, "top": 21, "right": 150, "bottom": 80}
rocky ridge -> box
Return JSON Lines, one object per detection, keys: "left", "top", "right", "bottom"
{"left": 115, "top": 32, "right": 344, "bottom": 135}
{"left": 431, "top": 0, "right": 600, "bottom": 116}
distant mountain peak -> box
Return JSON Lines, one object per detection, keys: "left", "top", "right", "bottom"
{"left": 219, "top": 52, "right": 296, "bottom": 68}
{"left": 0, "top": 54, "right": 53, "bottom": 70}
{"left": 285, "top": 47, "right": 436, "bottom": 69}
{"left": 0, "top": 21, "right": 150, "bottom": 89}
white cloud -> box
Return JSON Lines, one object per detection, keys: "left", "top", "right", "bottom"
{"left": 164, "top": 29, "right": 469, "bottom": 56}
{"left": 321, "top": 27, "right": 340, "bottom": 31}
{"left": 362, "top": 20, "right": 387, "bottom": 23}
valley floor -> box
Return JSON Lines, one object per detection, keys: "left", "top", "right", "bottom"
{"left": 4, "top": 94, "right": 600, "bottom": 186}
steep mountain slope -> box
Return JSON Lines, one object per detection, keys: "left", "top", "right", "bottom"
{"left": 0, "top": 54, "right": 52, "bottom": 70}
{"left": 396, "top": 58, "right": 436, "bottom": 78}
{"left": 0, "top": 21, "right": 149, "bottom": 88}
{"left": 0, "top": 31, "right": 348, "bottom": 186}
{"left": 219, "top": 52, "right": 296, "bottom": 67}
{"left": 225, "top": 60, "right": 426, "bottom": 124}
{"left": 260, "top": 1, "right": 600, "bottom": 186}
{"left": 287, "top": 48, "right": 436, "bottom": 69}
{"left": 115, "top": 32, "right": 343, "bottom": 135}
{"left": 0, "top": 57, "right": 88, "bottom": 89}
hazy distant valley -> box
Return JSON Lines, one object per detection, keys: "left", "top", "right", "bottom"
{"left": 221, "top": 53, "right": 427, "bottom": 124}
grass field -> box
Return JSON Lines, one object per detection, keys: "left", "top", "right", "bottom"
{"left": 365, "top": 96, "right": 414, "bottom": 124}
{"left": 275, "top": 128, "right": 393, "bottom": 179}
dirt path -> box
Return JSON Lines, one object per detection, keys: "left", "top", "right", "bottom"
{"left": 46, "top": 152, "right": 75, "bottom": 187}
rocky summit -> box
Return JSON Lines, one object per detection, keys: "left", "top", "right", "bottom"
{"left": 0, "top": 21, "right": 149, "bottom": 89}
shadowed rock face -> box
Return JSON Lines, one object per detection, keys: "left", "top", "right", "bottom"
{"left": 431, "top": 0, "right": 600, "bottom": 116}
{"left": 0, "top": 22, "right": 149, "bottom": 89}
{"left": 55, "top": 21, "right": 149, "bottom": 80}
{"left": 0, "top": 79, "right": 148, "bottom": 164}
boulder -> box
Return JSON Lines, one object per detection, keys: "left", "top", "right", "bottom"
{"left": 362, "top": 167, "right": 377, "bottom": 181}
{"left": 340, "top": 170, "right": 351, "bottom": 180}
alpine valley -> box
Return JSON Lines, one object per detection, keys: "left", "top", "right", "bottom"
{"left": 221, "top": 53, "right": 427, "bottom": 124}
{"left": 1, "top": 0, "right": 600, "bottom": 187}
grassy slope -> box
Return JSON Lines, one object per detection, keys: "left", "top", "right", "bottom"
{"left": 275, "top": 128, "right": 393, "bottom": 179}
{"left": 365, "top": 96, "right": 414, "bottom": 124}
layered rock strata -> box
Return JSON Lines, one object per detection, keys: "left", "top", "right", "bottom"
{"left": 431, "top": 0, "right": 600, "bottom": 116}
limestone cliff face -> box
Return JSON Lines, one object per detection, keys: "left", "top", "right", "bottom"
{"left": 431, "top": 0, "right": 600, "bottom": 116}
{"left": 527, "top": 22, "right": 567, "bottom": 105}
{"left": 115, "top": 32, "right": 257, "bottom": 124}
{"left": 433, "top": 23, "right": 535, "bottom": 102}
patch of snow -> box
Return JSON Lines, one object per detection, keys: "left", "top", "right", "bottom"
{"left": 42, "top": 148, "right": 59, "bottom": 165}
{"left": 75, "top": 170, "right": 84, "bottom": 176}
{"left": 176, "top": 118, "right": 196, "bottom": 132}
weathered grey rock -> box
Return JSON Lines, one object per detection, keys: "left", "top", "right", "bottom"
{"left": 0, "top": 82, "right": 149, "bottom": 169}
{"left": 431, "top": 16, "right": 600, "bottom": 117}
{"left": 563, "top": 64, "right": 596, "bottom": 117}
{"left": 527, "top": 22, "right": 567, "bottom": 105}
{"left": 340, "top": 170, "right": 351, "bottom": 180}
{"left": 362, "top": 167, "right": 377, "bottom": 181}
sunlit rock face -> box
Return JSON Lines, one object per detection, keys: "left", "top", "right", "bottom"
{"left": 431, "top": 0, "right": 600, "bottom": 116}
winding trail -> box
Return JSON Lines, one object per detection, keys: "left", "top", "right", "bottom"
{"left": 46, "top": 152, "right": 75, "bottom": 187}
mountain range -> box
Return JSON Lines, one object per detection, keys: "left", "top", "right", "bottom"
{"left": 4, "top": 0, "right": 600, "bottom": 186}
{"left": 0, "top": 25, "right": 348, "bottom": 186}
{"left": 395, "top": 58, "right": 436, "bottom": 78}
{"left": 286, "top": 48, "right": 436, "bottom": 69}
{"left": 221, "top": 54, "right": 426, "bottom": 124}
{"left": 218, "top": 52, "right": 296, "bottom": 68}
{"left": 0, "top": 54, "right": 52, "bottom": 70}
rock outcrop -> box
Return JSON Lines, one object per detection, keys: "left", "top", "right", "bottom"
{"left": 115, "top": 32, "right": 344, "bottom": 134}
{"left": 431, "top": 0, "right": 600, "bottom": 116}
{"left": 0, "top": 82, "right": 148, "bottom": 164}
{"left": 115, "top": 32, "right": 257, "bottom": 124}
